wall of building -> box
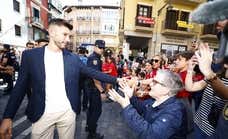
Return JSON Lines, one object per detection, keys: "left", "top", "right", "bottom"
{"left": 0, "top": 0, "right": 28, "bottom": 47}
{"left": 26, "top": 0, "right": 49, "bottom": 40}
{"left": 121, "top": 0, "right": 218, "bottom": 59}
{"left": 65, "top": 5, "right": 121, "bottom": 51}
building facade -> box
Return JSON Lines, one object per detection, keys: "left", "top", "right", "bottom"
{"left": 48, "top": 0, "right": 63, "bottom": 19}
{"left": 0, "top": 0, "right": 29, "bottom": 48}
{"left": 63, "top": 0, "right": 121, "bottom": 52}
{"left": 121, "top": 0, "right": 155, "bottom": 59}
{"left": 26, "top": 0, "right": 49, "bottom": 41}
{"left": 121, "top": 0, "right": 218, "bottom": 59}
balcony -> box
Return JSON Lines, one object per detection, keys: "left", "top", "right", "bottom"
{"left": 200, "top": 24, "right": 218, "bottom": 40}
{"left": 135, "top": 16, "right": 155, "bottom": 32}
{"left": 161, "top": 20, "right": 197, "bottom": 37}
{"left": 30, "top": 17, "right": 43, "bottom": 29}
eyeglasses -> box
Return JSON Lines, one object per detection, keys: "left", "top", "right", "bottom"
{"left": 151, "top": 79, "right": 166, "bottom": 87}
{"left": 151, "top": 59, "right": 159, "bottom": 63}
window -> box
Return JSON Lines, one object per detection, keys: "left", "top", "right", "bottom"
{"left": 13, "top": 0, "right": 20, "bottom": 13}
{"left": 165, "top": 10, "right": 190, "bottom": 31}
{"left": 165, "top": 10, "right": 179, "bottom": 30}
{"left": 178, "top": 11, "right": 189, "bottom": 31}
{"left": 33, "top": 8, "right": 40, "bottom": 18}
{"left": 203, "top": 24, "right": 217, "bottom": 35}
{"left": 15, "top": 25, "right": 21, "bottom": 36}
{"left": 32, "top": 7, "right": 40, "bottom": 23}
{"left": 136, "top": 4, "right": 153, "bottom": 27}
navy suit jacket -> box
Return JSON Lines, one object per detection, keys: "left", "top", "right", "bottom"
{"left": 3, "top": 47, "right": 116, "bottom": 123}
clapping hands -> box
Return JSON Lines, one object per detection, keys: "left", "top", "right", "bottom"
{"left": 195, "top": 43, "right": 214, "bottom": 77}
{"left": 108, "top": 81, "right": 135, "bottom": 108}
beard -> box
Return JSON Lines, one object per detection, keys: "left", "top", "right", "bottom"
{"left": 54, "top": 40, "right": 67, "bottom": 50}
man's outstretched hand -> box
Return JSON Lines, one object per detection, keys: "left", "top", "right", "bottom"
{"left": 0, "top": 118, "right": 13, "bottom": 139}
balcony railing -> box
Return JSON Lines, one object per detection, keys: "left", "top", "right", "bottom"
{"left": 161, "top": 20, "right": 196, "bottom": 36}
{"left": 31, "top": 17, "right": 43, "bottom": 28}
{"left": 200, "top": 24, "right": 217, "bottom": 40}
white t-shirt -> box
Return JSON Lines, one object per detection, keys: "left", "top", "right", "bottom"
{"left": 44, "top": 47, "right": 72, "bottom": 113}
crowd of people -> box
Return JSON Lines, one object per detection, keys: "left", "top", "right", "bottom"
{"left": 0, "top": 0, "right": 228, "bottom": 139}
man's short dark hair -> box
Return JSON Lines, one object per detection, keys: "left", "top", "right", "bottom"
{"left": 176, "top": 51, "right": 194, "bottom": 61}
{"left": 48, "top": 18, "right": 73, "bottom": 30}
{"left": 26, "top": 41, "right": 34, "bottom": 47}
{"left": 35, "top": 38, "right": 49, "bottom": 43}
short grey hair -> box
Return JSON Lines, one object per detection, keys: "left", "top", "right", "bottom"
{"left": 156, "top": 70, "right": 184, "bottom": 96}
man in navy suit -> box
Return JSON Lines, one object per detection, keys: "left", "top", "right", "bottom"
{"left": 0, "top": 18, "right": 118, "bottom": 139}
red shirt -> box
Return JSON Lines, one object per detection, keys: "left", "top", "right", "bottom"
{"left": 146, "top": 69, "right": 157, "bottom": 79}
{"left": 176, "top": 70, "right": 191, "bottom": 98}
{"left": 102, "top": 62, "right": 118, "bottom": 77}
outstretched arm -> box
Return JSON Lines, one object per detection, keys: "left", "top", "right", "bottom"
{"left": 196, "top": 43, "right": 228, "bottom": 99}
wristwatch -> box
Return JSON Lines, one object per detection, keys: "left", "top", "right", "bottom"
{"left": 205, "top": 73, "right": 217, "bottom": 83}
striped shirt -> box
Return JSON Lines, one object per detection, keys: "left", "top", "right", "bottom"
{"left": 194, "top": 78, "right": 228, "bottom": 136}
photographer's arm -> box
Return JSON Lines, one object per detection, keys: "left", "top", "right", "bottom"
{"left": 207, "top": 77, "right": 228, "bottom": 99}
{"left": 196, "top": 43, "right": 228, "bottom": 99}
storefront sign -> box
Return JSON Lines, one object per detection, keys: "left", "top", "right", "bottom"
{"left": 164, "top": 36, "right": 186, "bottom": 45}
{"left": 161, "top": 43, "right": 187, "bottom": 57}
{"left": 176, "top": 20, "right": 193, "bottom": 29}
{"left": 137, "top": 16, "right": 155, "bottom": 25}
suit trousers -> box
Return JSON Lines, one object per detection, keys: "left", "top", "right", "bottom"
{"left": 31, "top": 109, "right": 76, "bottom": 139}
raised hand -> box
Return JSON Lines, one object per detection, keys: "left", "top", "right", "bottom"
{"left": 187, "top": 55, "right": 198, "bottom": 71}
{"left": 119, "top": 81, "right": 135, "bottom": 98}
{"left": 195, "top": 43, "right": 214, "bottom": 77}
{"left": 108, "top": 89, "right": 130, "bottom": 108}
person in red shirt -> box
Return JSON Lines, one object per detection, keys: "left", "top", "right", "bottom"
{"left": 102, "top": 55, "right": 118, "bottom": 95}
{"left": 174, "top": 51, "right": 194, "bottom": 99}
{"left": 102, "top": 56, "right": 118, "bottom": 77}
{"left": 174, "top": 51, "right": 194, "bottom": 133}
{"left": 144, "top": 60, "right": 153, "bottom": 79}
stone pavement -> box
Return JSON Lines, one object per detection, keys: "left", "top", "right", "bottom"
{"left": 0, "top": 90, "right": 137, "bottom": 139}
{"left": 75, "top": 101, "right": 137, "bottom": 139}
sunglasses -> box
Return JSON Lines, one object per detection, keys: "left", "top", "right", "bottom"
{"left": 151, "top": 59, "right": 159, "bottom": 63}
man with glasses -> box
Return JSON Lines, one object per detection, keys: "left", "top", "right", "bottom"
{"left": 85, "top": 40, "right": 106, "bottom": 139}
{"left": 108, "top": 70, "right": 188, "bottom": 139}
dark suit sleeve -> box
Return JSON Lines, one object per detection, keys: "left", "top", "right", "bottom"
{"left": 78, "top": 57, "right": 117, "bottom": 84}
{"left": 3, "top": 51, "right": 29, "bottom": 119}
